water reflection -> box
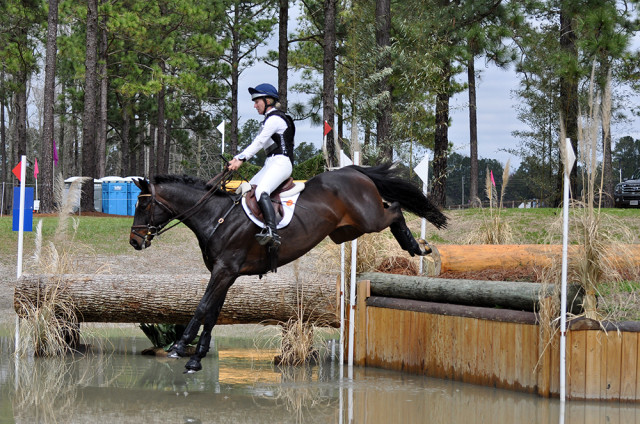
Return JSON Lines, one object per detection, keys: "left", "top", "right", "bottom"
{"left": 1, "top": 326, "right": 640, "bottom": 423}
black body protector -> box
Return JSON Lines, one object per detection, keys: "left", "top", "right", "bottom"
{"left": 263, "top": 109, "right": 296, "bottom": 164}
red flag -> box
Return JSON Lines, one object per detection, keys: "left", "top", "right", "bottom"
{"left": 12, "top": 161, "right": 22, "bottom": 182}
{"left": 34, "top": 158, "right": 39, "bottom": 179}
{"left": 53, "top": 139, "right": 59, "bottom": 165}
{"left": 490, "top": 170, "right": 496, "bottom": 187}
{"left": 323, "top": 121, "right": 332, "bottom": 136}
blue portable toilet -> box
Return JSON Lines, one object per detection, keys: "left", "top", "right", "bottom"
{"left": 101, "top": 176, "right": 128, "bottom": 215}
{"left": 125, "top": 176, "right": 143, "bottom": 216}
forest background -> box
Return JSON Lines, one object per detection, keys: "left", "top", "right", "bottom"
{"left": 1, "top": 0, "right": 640, "bottom": 213}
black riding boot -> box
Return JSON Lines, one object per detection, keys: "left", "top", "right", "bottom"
{"left": 256, "top": 192, "right": 281, "bottom": 247}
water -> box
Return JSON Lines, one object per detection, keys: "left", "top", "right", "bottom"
{"left": 1, "top": 325, "right": 639, "bottom": 424}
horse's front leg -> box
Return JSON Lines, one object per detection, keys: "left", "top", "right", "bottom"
{"left": 167, "top": 317, "right": 200, "bottom": 358}
{"left": 169, "top": 270, "right": 236, "bottom": 371}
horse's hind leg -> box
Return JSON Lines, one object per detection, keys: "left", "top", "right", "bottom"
{"left": 387, "top": 202, "right": 432, "bottom": 256}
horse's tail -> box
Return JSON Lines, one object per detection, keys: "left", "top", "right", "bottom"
{"left": 350, "top": 163, "right": 448, "bottom": 230}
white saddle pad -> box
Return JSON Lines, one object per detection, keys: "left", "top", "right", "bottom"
{"left": 239, "top": 182, "right": 304, "bottom": 229}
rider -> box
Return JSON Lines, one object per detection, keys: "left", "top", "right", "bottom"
{"left": 228, "top": 83, "right": 295, "bottom": 248}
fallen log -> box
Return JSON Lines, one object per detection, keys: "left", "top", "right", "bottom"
{"left": 358, "top": 272, "right": 583, "bottom": 313}
{"left": 432, "top": 244, "right": 640, "bottom": 274}
{"left": 14, "top": 274, "right": 338, "bottom": 327}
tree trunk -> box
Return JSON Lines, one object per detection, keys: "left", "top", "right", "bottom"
{"left": 15, "top": 69, "right": 28, "bottom": 160}
{"left": 277, "top": 0, "right": 288, "bottom": 111}
{"left": 97, "top": 7, "right": 108, "bottom": 178}
{"left": 156, "top": 83, "right": 166, "bottom": 175}
{"left": 41, "top": 0, "right": 58, "bottom": 214}
{"left": 0, "top": 66, "right": 5, "bottom": 211}
{"left": 15, "top": 274, "right": 338, "bottom": 326}
{"left": 431, "top": 244, "right": 640, "bottom": 274}
{"left": 230, "top": 6, "right": 240, "bottom": 156}
{"left": 81, "top": 0, "right": 99, "bottom": 211}
{"left": 375, "top": 0, "right": 392, "bottom": 162}
{"left": 601, "top": 69, "right": 613, "bottom": 207}
{"left": 323, "top": 0, "right": 336, "bottom": 168}
{"left": 359, "top": 272, "right": 583, "bottom": 313}
{"left": 559, "top": 6, "right": 579, "bottom": 200}
{"left": 121, "top": 101, "right": 130, "bottom": 176}
{"left": 432, "top": 62, "right": 451, "bottom": 207}
{"left": 468, "top": 54, "right": 479, "bottom": 207}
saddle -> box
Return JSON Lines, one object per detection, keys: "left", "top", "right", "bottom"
{"left": 242, "top": 177, "right": 296, "bottom": 222}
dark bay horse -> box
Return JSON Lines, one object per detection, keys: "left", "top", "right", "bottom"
{"left": 129, "top": 163, "right": 447, "bottom": 373}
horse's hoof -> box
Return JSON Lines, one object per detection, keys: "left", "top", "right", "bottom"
{"left": 167, "top": 344, "right": 185, "bottom": 358}
{"left": 184, "top": 358, "right": 202, "bottom": 373}
{"left": 417, "top": 239, "right": 432, "bottom": 255}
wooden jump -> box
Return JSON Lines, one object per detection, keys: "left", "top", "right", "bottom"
{"left": 353, "top": 274, "right": 640, "bottom": 402}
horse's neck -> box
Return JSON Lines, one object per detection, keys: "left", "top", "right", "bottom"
{"left": 164, "top": 185, "right": 228, "bottom": 226}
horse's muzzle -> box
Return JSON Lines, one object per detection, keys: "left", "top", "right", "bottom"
{"left": 129, "top": 231, "right": 151, "bottom": 250}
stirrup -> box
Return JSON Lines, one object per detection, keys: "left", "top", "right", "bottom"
{"left": 255, "top": 227, "right": 281, "bottom": 247}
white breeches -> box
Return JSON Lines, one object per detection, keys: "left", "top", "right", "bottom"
{"left": 250, "top": 155, "right": 293, "bottom": 198}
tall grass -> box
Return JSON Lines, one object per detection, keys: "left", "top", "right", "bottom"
{"left": 15, "top": 176, "right": 92, "bottom": 357}
{"left": 467, "top": 160, "right": 513, "bottom": 244}
{"left": 537, "top": 66, "right": 638, "bottom": 328}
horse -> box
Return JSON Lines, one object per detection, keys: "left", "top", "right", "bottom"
{"left": 129, "top": 163, "right": 448, "bottom": 373}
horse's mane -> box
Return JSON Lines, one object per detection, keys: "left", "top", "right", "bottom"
{"left": 152, "top": 174, "right": 217, "bottom": 191}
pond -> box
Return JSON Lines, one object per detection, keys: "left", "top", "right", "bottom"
{"left": 0, "top": 324, "right": 638, "bottom": 424}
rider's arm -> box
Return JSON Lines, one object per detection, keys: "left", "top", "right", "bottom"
{"left": 234, "top": 114, "right": 287, "bottom": 162}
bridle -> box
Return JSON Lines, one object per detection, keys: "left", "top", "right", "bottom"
{"left": 130, "top": 183, "right": 178, "bottom": 245}
{"left": 130, "top": 170, "right": 238, "bottom": 245}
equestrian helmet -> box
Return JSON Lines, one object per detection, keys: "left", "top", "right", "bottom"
{"left": 249, "top": 83, "right": 279, "bottom": 101}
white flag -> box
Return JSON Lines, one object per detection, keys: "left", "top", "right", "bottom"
{"left": 217, "top": 121, "right": 225, "bottom": 136}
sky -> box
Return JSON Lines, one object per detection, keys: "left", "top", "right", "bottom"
{"left": 235, "top": 11, "right": 640, "bottom": 172}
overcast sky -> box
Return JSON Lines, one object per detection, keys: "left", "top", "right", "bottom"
{"left": 236, "top": 10, "right": 640, "bottom": 172}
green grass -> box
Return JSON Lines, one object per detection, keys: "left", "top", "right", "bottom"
{"left": 0, "top": 215, "right": 134, "bottom": 260}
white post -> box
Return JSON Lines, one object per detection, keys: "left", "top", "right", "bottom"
{"left": 16, "top": 155, "right": 26, "bottom": 279}
{"left": 417, "top": 156, "right": 429, "bottom": 275}
{"left": 217, "top": 120, "right": 225, "bottom": 156}
{"left": 347, "top": 151, "right": 359, "bottom": 369}
{"left": 560, "top": 137, "right": 575, "bottom": 403}
{"left": 419, "top": 184, "right": 427, "bottom": 275}
{"left": 15, "top": 155, "right": 27, "bottom": 357}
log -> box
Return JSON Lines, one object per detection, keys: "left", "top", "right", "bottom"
{"left": 14, "top": 274, "right": 338, "bottom": 327}
{"left": 432, "top": 244, "right": 640, "bottom": 274}
{"left": 358, "top": 272, "right": 583, "bottom": 313}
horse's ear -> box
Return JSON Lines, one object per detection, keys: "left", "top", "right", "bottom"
{"left": 134, "top": 178, "right": 150, "bottom": 193}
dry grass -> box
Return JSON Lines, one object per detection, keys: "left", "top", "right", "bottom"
{"left": 16, "top": 175, "right": 98, "bottom": 357}
{"left": 466, "top": 161, "right": 513, "bottom": 244}
{"left": 537, "top": 66, "right": 640, "bottom": 332}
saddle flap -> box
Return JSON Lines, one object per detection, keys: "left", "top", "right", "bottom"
{"left": 244, "top": 178, "right": 302, "bottom": 222}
